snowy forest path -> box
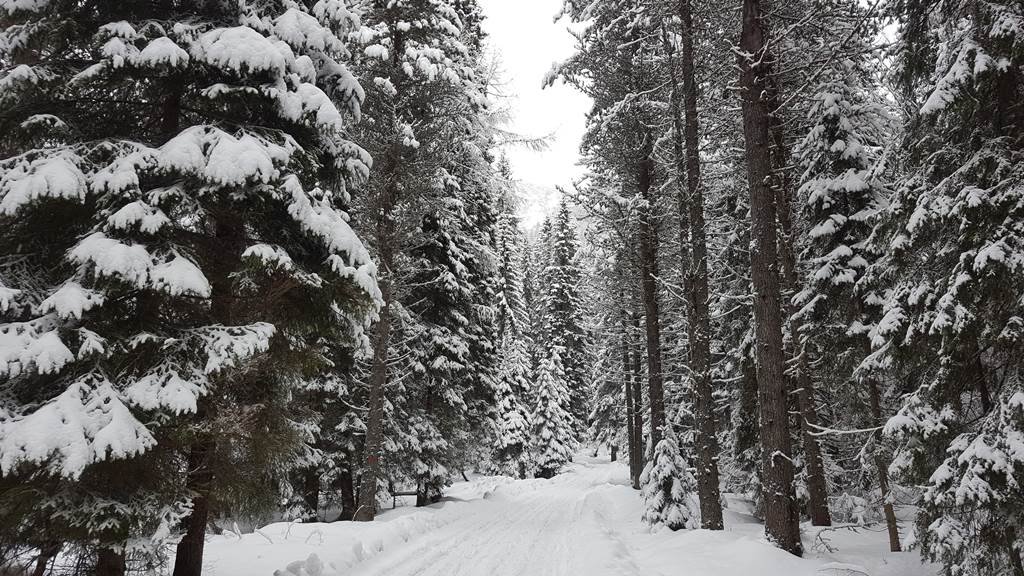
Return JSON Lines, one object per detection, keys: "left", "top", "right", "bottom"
{"left": 346, "top": 455, "right": 642, "bottom": 576}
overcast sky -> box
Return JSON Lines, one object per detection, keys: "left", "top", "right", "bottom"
{"left": 478, "top": 0, "right": 590, "bottom": 228}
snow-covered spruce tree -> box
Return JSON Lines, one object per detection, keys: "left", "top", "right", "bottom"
{"left": 347, "top": 0, "right": 494, "bottom": 519}
{"left": 873, "top": 1, "right": 1024, "bottom": 572}
{"left": 540, "top": 199, "right": 589, "bottom": 438}
{"left": 530, "top": 346, "right": 575, "bottom": 479}
{"left": 640, "top": 420, "right": 699, "bottom": 531}
{"left": 490, "top": 183, "right": 533, "bottom": 478}
{"left": 919, "top": 392, "right": 1024, "bottom": 575}
{"left": 493, "top": 336, "right": 533, "bottom": 478}
{"left": 0, "top": 0, "right": 378, "bottom": 572}
{"left": 791, "top": 41, "right": 901, "bottom": 543}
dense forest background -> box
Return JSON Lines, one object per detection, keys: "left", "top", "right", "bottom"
{"left": 1, "top": 0, "right": 1022, "bottom": 575}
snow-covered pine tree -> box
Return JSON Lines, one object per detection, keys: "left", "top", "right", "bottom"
{"left": 639, "top": 419, "right": 699, "bottom": 531}
{"left": 493, "top": 336, "right": 533, "bottom": 478}
{"left": 0, "top": 0, "right": 379, "bottom": 572}
{"left": 530, "top": 346, "right": 575, "bottom": 479}
{"left": 490, "top": 178, "right": 533, "bottom": 477}
{"left": 540, "top": 199, "right": 589, "bottom": 438}
{"left": 919, "top": 391, "right": 1024, "bottom": 575}
{"left": 874, "top": 1, "right": 1024, "bottom": 572}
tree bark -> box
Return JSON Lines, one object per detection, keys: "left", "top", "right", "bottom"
{"left": 336, "top": 467, "right": 357, "bottom": 521}
{"left": 610, "top": 444, "right": 618, "bottom": 462}
{"left": 738, "top": 0, "right": 802, "bottom": 556}
{"left": 622, "top": 323, "right": 638, "bottom": 486}
{"left": 631, "top": 316, "right": 646, "bottom": 483}
{"left": 765, "top": 78, "right": 832, "bottom": 527}
{"left": 175, "top": 209, "right": 243, "bottom": 576}
{"left": 301, "top": 469, "right": 321, "bottom": 522}
{"left": 636, "top": 144, "right": 667, "bottom": 449}
{"left": 95, "top": 548, "right": 126, "bottom": 576}
{"left": 173, "top": 439, "right": 214, "bottom": 576}
{"left": 354, "top": 276, "right": 392, "bottom": 522}
{"left": 664, "top": 0, "right": 724, "bottom": 530}
{"left": 866, "top": 371, "right": 901, "bottom": 552}
{"left": 31, "top": 541, "right": 59, "bottom": 576}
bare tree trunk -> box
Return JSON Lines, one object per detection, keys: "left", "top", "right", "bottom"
{"left": 31, "top": 542, "right": 59, "bottom": 576}
{"left": 175, "top": 210, "right": 243, "bottom": 576}
{"left": 96, "top": 548, "right": 126, "bottom": 576}
{"left": 336, "top": 468, "right": 357, "bottom": 521}
{"left": 354, "top": 277, "right": 392, "bottom": 522}
{"left": 663, "top": 0, "right": 724, "bottom": 530}
{"left": 636, "top": 146, "right": 667, "bottom": 449}
{"left": 738, "top": 0, "right": 802, "bottom": 556}
{"left": 301, "top": 469, "right": 321, "bottom": 522}
{"left": 1007, "top": 528, "right": 1024, "bottom": 576}
{"left": 765, "top": 82, "right": 832, "bottom": 527}
{"left": 610, "top": 444, "right": 618, "bottom": 462}
{"left": 622, "top": 323, "right": 638, "bottom": 484}
{"left": 631, "top": 315, "right": 646, "bottom": 487}
{"left": 866, "top": 372, "right": 901, "bottom": 552}
{"left": 173, "top": 439, "right": 214, "bottom": 576}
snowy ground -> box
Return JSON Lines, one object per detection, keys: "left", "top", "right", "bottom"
{"left": 198, "top": 455, "right": 936, "bottom": 576}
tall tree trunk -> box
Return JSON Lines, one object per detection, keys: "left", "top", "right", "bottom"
{"left": 636, "top": 145, "right": 667, "bottom": 449}
{"left": 622, "top": 319, "right": 639, "bottom": 487}
{"left": 630, "top": 330, "right": 646, "bottom": 489}
{"left": 355, "top": 276, "right": 392, "bottom": 522}
{"left": 738, "top": 0, "right": 802, "bottom": 556}
{"left": 765, "top": 78, "right": 832, "bottom": 527}
{"left": 173, "top": 439, "right": 214, "bottom": 576}
{"left": 866, "top": 371, "right": 901, "bottom": 552}
{"left": 95, "top": 548, "right": 126, "bottom": 576}
{"left": 31, "top": 541, "right": 59, "bottom": 576}
{"left": 302, "top": 469, "right": 321, "bottom": 522}
{"left": 175, "top": 210, "right": 242, "bottom": 576}
{"left": 664, "top": 0, "right": 724, "bottom": 530}
{"left": 336, "top": 467, "right": 357, "bottom": 521}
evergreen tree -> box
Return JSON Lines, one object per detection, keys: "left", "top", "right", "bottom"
{"left": 540, "top": 199, "right": 589, "bottom": 438}
{"left": 530, "top": 347, "right": 575, "bottom": 479}
{"left": 639, "top": 420, "right": 699, "bottom": 531}
{"left": 493, "top": 336, "right": 532, "bottom": 478}
{"left": 876, "top": 0, "right": 1024, "bottom": 571}
{"left": 0, "top": 0, "right": 378, "bottom": 572}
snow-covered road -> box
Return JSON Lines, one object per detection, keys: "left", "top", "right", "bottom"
{"left": 200, "top": 455, "right": 934, "bottom": 576}
{"left": 346, "top": 457, "right": 640, "bottom": 576}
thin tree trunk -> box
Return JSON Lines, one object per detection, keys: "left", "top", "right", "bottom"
{"left": 631, "top": 316, "right": 646, "bottom": 481}
{"left": 738, "top": 0, "right": 802, "bottom": 556}
{"left": 1007, "top": 527, "right": 1024, "bottom": 576}
{"left": 336, "top": 468, "right": 357, "bottom": 521}
{"left": 610, "top": 444, "right": 618, "bottom": 462}
{"left": 173, "top": 439, "right": 214, "bottom": 576}
{"left": 31, "top": 542, "right": 59, "bottom": 576}
{"left": 95, "top": 548, "right": 126, "bottom": 576}
{"left": 665, "top": 0, "right": 724, "bottom": 530}
{"left": 623, "top": 323, "right": 638, "bottom": 486}
{"left": 354, "top": 277, "right": 392, "bottom": 522}
{"left": 866, "top": 371, "right": 901, "bottom": 552}
{"left": 302, "top": 469, "right": 321, "bottom": 522}
{"left": 636, "top": 146, "right": 667, "bottom": 449}
{"left": 766, "top": 82, "right": 832, "bottom": 527}
{"left": 174, "top": 208, "right": 242, "bottom": 576}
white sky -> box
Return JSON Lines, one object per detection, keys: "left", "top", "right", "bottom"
{"left": 478, "top": 0, "right": 591, "bottom": 228}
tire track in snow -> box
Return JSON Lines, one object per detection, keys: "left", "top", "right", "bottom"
{"left": 347, "top": 476, "right": 625, "bottom": 576}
